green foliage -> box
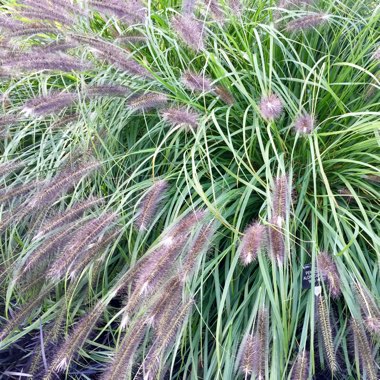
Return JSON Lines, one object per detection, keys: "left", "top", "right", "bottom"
{"left": 0, "top": 0, "right": 379, "bottom": 379}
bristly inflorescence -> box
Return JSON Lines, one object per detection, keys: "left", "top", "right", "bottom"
{"left": 71, "top": 34, "right": 152, "bottom": 79}
{"left": 294, "top": 113, "right": 316, "bottom": 134}
{"left": 316, "top": 294, "right": 338, "bottom": 373}
{"left": 271, "top": 174, "right": 291, "bottom": 226}
{"left": 182, "top": 0, "right": 197, "bottom": 14}
{"left": 351, "top": 318, "right": 378, "bottom": 380}
{"left": 161, "top": 106, "right": 200, "bottom": 131}
{"left": 251, "top": 308, "right": 269, "bottom": 379}
{"left": 171, "top": 14, "right": 206, "bottom": 51}
{"left": 204, "top": 0, "right": 225, "bottom": 24}
{"left": 291, "top": 350, "right": 309, "bottom": 380}
{"left": 229, "top": 0, "right": 243, "bottom": 16}
{"left": 17, "top": 0, "right": 85, "bottom": 26}
{"left": 22, "top": 91, "right": 79, "bottom": 117}
{"left": 277, "top": 0, "right": 314, "bottom": 10}
{"left": 34, "top": 196, "right": 104, "bottom": 240}
{"left": 181, "top": 70, "right": 213, "bottom": 93}
{"left": 354, "top": 282, "right": 380, "bottom": 336}
{"left": 26, "top": 159, "right": 101, "bottom": 211}
{"left": 101, "top": 318, "right": 149, "bottom": 380}
{"left": 0, "top": 159, "right": 25, "bottom": 179}
{"left": 286, "top": 13, "right": 330, "bottom": 32}
{"left": 46, "top": 301, "right": 107, "bottom": 378}
{"left": 238, "top": 333, "right": 255, "bottom": 375}
{"left": 127, "top": 93, "right": 168, "bottom": 111}
{"left": 0, "top": 53, "right": 93, "bottom": 75}
{"left": 89, "top": 0, "right": 146, "bottom": 24}
{"left": 47, "top": 212, "right": 118, "bottom": 280}
{"left": 317, "top": 252, "right": 342, "bottom": 299}
{"left": 238, "top": 221, "right": 266, "bottom": 265}
{"left": 135, "top": 180, "right": 168, "bottom": 231}
{"left": 141, "top": 299, "right": 194, "bottom": 380}
{"left": 259, "top": 93, "right": 284, "bottom": 120}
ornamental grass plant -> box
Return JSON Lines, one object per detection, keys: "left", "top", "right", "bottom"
{"left": 0, "top": 0, "right": 379, "bottom": 379}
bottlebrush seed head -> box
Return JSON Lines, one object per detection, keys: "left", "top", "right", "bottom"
{"left": 252, "top": 308, "right": 269, "bottom": 378}
{"left": 49, "top": 301, "right": 106, "bottom": 374}
{"left": 214, "top": 85, "right": 235, "bottom": 105}
{"left": 259, "top": 93, "right": 284, "bottom": 120}
{"left": 351, "top": 318, "right": 378, "bottom": 380}
{"left": 294, "top": 113, "right": 316, "bottom": 134}
{"left": 2, "top": 53, "right": 93, "bottom": 74}
{"left": 0, "top": 180, "right": 41, "bottom": 205}
{"left": 70, "top": 227, "right": 121, "bottom": 279}
{"left": 291, "top": 350, "right": 309, "bottom": 380}
{"left": 135, "top": 234, "right": 188, "bottom": 294}
{"left": 182, "top": 223, "right": 215, "bottom": 276}
{"left": 239, "top": 221, "right": 266, "bottom": 266}
{"left": 35, "top": 196, "right": 104, "bottom": 240}
{"left": 168, "top": 209, "right": 207, "bottom": 238}
{"left": 171, "top": 15, "right": 206, "bottom": 51}
{"left": 286, "top": 13, "right": 330, "bottom": 32}
{"left": 268, "top": 219, "right": 285, "bottom": 264}
{"left": 229, "top": 0, "right": 243, "bottom": 16}
{"left": 317, "top": 252, "right": 342, "bottom": 299}
{"left": 127, "top": 93, "right": 168, "bottom": 111}
{"left": 354, "top": 282, "right": 380, "bottom": 335}
{"left": 271, "top": 174, "right": 291, "bottom": 225}
{"left": 116, "top": 34, "right": 147, "bottom": 45}
{"left": 147, "top": 276, "right": 183, "bottom": 328}
{"left": 0, "top": 159, "right": 25, "bottom": 178}
{"left": 19, "top": 6, "right": 72, "bottom": 26}
{"left": 28, "top": 39, "right": 78, "bottom": 54}
{"left": 182, "top": 70, "right": 213, "bottom": 93}
{"left": 204, "top": 0, "right": 224, "bottom": 23}
{"left": 27, "top": 159, "right": 101, "bottom": 210}
{"left": 0, "top": 14, "right": 24, "bottom": 31}
{"left": 135, "top": 180, "right": 168, "bottom": 231}
{"left": 85, "top": 85, "right": 130, "bottom": 98}
{"left": 182, "top": 0, "right": 196, "bottom": 14}
{"left": 72, "top": 34, "right": 152, "bottom": 79}
{"left": 365, "top": 317, "right": 380, "bottom": 335}
{"left": 161, "top": 106, "right": 200, "bottom": 131}
{"left": 22, "top": 92, "right": 79, "bottom": 117}
{"left": 278, "top": 0, "right": 314, "bottom": 9}
{"left": 0, "top": 115, "right": 20, "bottom": 133}
{"left": 101, "top": 318, "right": 148, "bottom": 380}
{"left": 6, "top": 25, "right": 60, "bottom": 39}
{"left": 238, "top": 333, "right": 255, "bottom": 375}
{"left": 148, "top": 299, "right": 194, "bottom": 362}
{"left": 89, "top": 0, "right": 146, "bottom": 23}
{"left": 316, "top": 295, "right": 338, "bottom": 373}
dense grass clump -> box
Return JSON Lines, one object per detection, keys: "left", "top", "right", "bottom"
{"left": 0, "top": 0, "right": 379, "bottom": 379}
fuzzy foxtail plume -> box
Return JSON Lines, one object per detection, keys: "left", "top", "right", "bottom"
{"left": 239, "top": 221, "right": 266, "bottom": 265}
{"left": 252, "top": 308, "right": 269, "bottom": 379}
{"left": 354, "top": 282, "right": 380, "bottom": 336}
{"left": 135, "top": 180, "right": 168, "bottom": 231}
{"left": 238, "top": 333, "right": 255, "bottom": 375}
{"left": 44, "top": 303, "right": 106, "bottom": 380}
{"left": 291, "top": 350, "right": 309, "bottom": 380}
{"left": 316, "top": 295, "right": 338, "bottom": 373}
{"left": 101, "top": 318, "right": 148, "bottom": 380}
{"left": 0, "top": 286, "right": 52, "bottom": 342}
{"left": 141, "top": 299, "right": 193, "bottom": 380}
{"left": 317, "top": 252, "right": 341, "bottom": 298}
{"left": 351, "top": 318, "right": 377, "bottom": 380}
